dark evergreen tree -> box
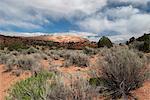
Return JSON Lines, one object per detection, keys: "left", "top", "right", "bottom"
{"left": 98, "top": 36, "right": 113, "bottom": 48}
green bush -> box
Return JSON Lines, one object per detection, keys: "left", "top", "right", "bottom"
{"left": 98, "top": 36, "right": 113, "bottom": 48}
{"left": 89, "top": 77, "right": 103, "bottom": 86}
{"left": 128, "top": 33, "right": 150, "bottom": 53}
{"left": 6, "top": 71, "right": 54, "bottom": 100}
{"left": 136, "top": 33, "right": 150, "bottom": 41}
{"left": 5, "top": 42, "right": 28, "bottom": 51}
{"left": 92, "top": 47, "right": 147, "bottom": 99}
{"left": 142, "top": 40, "right": 150, "bottom": 53}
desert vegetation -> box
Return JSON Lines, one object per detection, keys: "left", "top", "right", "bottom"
{"left": 90, "top": 47, "right": 148, "bottom": 99}
{"left": 0, "top": 34, "right": 150, "bottom": 100}
{"left": 6, "top": 71, "right": 98, "bottom": 100}
{"left": 98, "top": 36, "right": 113, "bottom": 48}
{"left": 127, "top": 33, "right": 150, "bottom": 53}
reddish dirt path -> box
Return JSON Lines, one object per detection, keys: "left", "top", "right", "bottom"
{"left": 0, "top": 65, "right": 31, "bottom": 100}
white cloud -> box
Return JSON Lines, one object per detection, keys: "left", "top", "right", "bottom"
{"left": 105, "top": 5, "right": 139, "bottom": 19}
{"left": 0, "top": 19, "right": 42, "bottom": 30}
{"left": 111, "top": 0, "right": 150, "bottom": 5}
{"left": 0, "top": 32, "right": 47, "bottom": 37}
{"left": 77, "top": 4, "right": 150, "bottom": 41}
{"left": 0, "top": 0, "right": 150, "bottom": 42}
{"left": 77, "top": 16, "right": 111, "bottom": 33}
{"left": 127, "top": 14, "right": 150, "bottom": 33}
{"left": 0, "top": 0, "right": 107, "bottom": 31}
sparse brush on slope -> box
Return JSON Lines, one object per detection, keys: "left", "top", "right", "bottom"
{"left": 64, "top": 51, "right": 89, "bottom": 67}
{"left": 3, "top": 42, "right": 28, "bottom": 51}
{"left": 25, "top": 46, "right": 40, "bottom": 54}
{"left": 6, "top": 71, "right": 98, "bottom": 100}
{"left": 0, "top": 47, "right": 51, "bottom": 72}
{"left": 46, "top": 50, "right": 62, "bottom": 60}
{"left": 127, "top": 34, "right": 150, "bottom": 53}
{"left": 5, "top": 54, "right": 42, "bottom": 73}
{"left": 83, "top": 46, "right": 98, "bottom": 55}
{"left": 0, "top": 53, "right": 13, "bottom": 64}
{"left": 90, "top": 47, "right": 147, "bottom": 99}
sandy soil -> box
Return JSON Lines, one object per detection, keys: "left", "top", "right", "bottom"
{"left": 132, "top": 81, "right": 150, "bottom": 100}
{"left": 0, "top": 65, "right": 31, "bottom": 100}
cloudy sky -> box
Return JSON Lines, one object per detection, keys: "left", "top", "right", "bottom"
{"left": 0, "top": 0, "right": 150, "bottom": 42}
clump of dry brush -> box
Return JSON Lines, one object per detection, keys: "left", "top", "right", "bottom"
{"left": 90, "top": 47, "right": 148, "bottom": 99}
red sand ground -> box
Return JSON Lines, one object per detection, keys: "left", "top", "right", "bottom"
{"left": 132, "top": 81, "right": 150, "bottom": 100}
{"left": 0, "top": 62, "right": 150, "bottom": 100}
{"left": 0, "top": 65, "right": 31, "bottom": 100}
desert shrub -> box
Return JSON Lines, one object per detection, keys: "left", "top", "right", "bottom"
{"left": 49, "top": 78, "right": 96, "bottom": 100}
{"left": 6, "top": 42, "right": 28, "bottom": 51}
{"left": 4, "top": 54, "right": 42, "bottom": 73}
{"left": 142, "top": 40, "right": 150, "bottom": 53}
{"left": 30, "top": 53, "right": 49, "bottom": 60}
{"left": 136, "top": 33, "right": 150, "bottom": 41}
{"left": 83, "top": 46, "right": 98, "bottom": 55}
{"left": 89, "top": 77, "right": 103, "bottom": 86}
{"left": 9, "top": 51, "right": 20, "bottom": 56}
{"left": 98, "top": 36, "right": 113, "bottom": 48}
{"left": 129, "top": 40, "right": 150, "bottom": 53}
{"left": 0, "top": 44, "right": 6, "bottom": 50}
{"left": 25, "top": 46, "right": 40, "bottom": 54}
{"left": 128, "top": 34, "right": 150, "bottom": 53}
{"left": 6, "top": 71, "right": 54, "bottom": 100}
{"left": 47, "top": 75, "right": 98, "bottom": 100}
{"left": 61, "top": 50, "right": 74, "bottom": 59}
{"left": 5, "top": 55, "right": 18, "bottom": 71}
{"left": 0, "top": 53, "right": 12, "bottom": 64}
{"left": 129, "top": 41, "right": 144, "bottom": 50}
{"left": 6, "top": 72, "right": 98, "bottom": 100}
{"left": 67, "top": 77, "right": 98, "bottom": 100}
{"left": 91, "top": 47, "right": 147, "bottom": 99}
{"left": 64, "top": 52, "right": 89, "bottom": 67}
{"left": 16, "top": 55, "right": 42, "bottom": 71}
{"left": 45, "top": 50, "right": 62, "bottom": 60}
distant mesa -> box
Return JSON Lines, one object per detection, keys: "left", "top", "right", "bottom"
{"left": 28, "top": 35, "right": 89, "bottom": 43}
